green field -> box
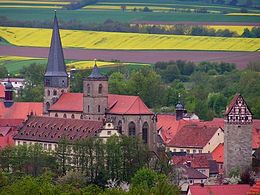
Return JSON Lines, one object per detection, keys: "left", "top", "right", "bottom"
{"left": 0, "top": 56, "right": 150, "bottom": 74}
{"left": 0, "top": 8, "right": 260, "bottom": 24}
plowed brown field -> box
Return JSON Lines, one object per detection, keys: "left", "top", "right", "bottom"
{"left": 0, "top": 46, "right": 259, "bottom": 69}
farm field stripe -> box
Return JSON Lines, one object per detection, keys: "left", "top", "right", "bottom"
{"left": 0, "top": 45, "right": 259, "bottom": 69}
{"left": 0, "top": 1, "right": 69, "bottom": 4}
{"left": 0, "top": 27, "right": 260, "bottom": 52}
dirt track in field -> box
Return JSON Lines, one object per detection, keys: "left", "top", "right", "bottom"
{"left": 0, "top": 46, "right": 259, "bottom": 69}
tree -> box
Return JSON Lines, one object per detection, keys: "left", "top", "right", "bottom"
{"left": 0, "top": 65, "right": 8, "bottom": 78}
{"left": 108, "top": 72, "right": 127, "bottom": 95}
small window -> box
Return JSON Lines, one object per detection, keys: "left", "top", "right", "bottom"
{"left": 193, "top": 150, "right": 196, "bottom": 153}
{"left": 201, "top": 180, "right": 203, "bottom": 183}
{"left": 23, "top": 142, "right": 26, "bottom": 145}
{"left": 87, "top": 84, "right": 90, "bottom": 94}
{"left": 98, "top": 105, "right": 101, "bottom": 113}
{"left": 88, "top": 105, "right": 90, "bottom": 113}
{"left": 17, "top": 141, "right": 20, "bottom": 145}
{"left": 189, "top": 180, "right": 193, "bottom": 184}
{"left": 98, "top": 84, "right": 102, "bottom": 94}
{"left": 180, "top": 149, "right": 184, "bottom": 152}
{"left": 55, "top": 113, "right": 58, "bottom": 117}
{"left": 199, "top": 150, "right": 202, "bottom": 153}
{"left": 53, "top": 90, "right": 57, "bottom": 96}
{"left": 44, "top": 144, "right": 47, "bottom": 150}
{"left": 63, "top": 114, "right": 67, "bottom": 118}
{"left": 71, "top": 114, "right": 75, "bottom": 119}
{"left": 80, "top": 114, "right": 83, "bottom": 119}
{"left": 48, "top": 144, "right": 52, "bottom": 150}
{"left": 107, "top": 131, "right": 111, "bottom": 135}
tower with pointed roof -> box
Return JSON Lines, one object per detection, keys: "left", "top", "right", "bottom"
{"left": 4, "top": 78, "right": 14, "bottom": 108}
{"left": 83, "top": 62, "right": 108, "bottom": 121}
{"left": 224, "top": 93, "right": 253, "bottom": 176}
{"left": 44, "top": 11, "right": 69, "bottom": 114}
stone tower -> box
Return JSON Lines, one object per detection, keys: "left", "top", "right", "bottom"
{"left": 224, "top": 94, "right": 253, "bottom": 176}
{"left": 83, "top": 63, "right": 108, "bottom": 121}
{"left": 43, "top": 12, "right": 69, "bottom": 114}
{"left": 4, "top": 78, "right": 14, "bottom": 108}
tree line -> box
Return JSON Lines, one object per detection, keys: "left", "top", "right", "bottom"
{"left": 1, "top": 16, "right": 259, "bottom": 38}
{"left": 1, "top": 60, "right": 259, "bottom": 120}
{"left": 0, "top": 136, "right": 180, "bottom": 194}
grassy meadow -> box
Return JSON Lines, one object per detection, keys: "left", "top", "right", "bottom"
{"left": 1, "top": 26, "right": 260, "bottom": 51}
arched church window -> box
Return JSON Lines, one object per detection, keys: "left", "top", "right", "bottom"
{"left": 47, "top": 90, "right": 50, "bottom": 96}
{"left": 46, "top": 102, "right": 50, "bottom": 111}
{"left": 71, "top": 114, "right": 75, "bottom": 119}
{"left": 98, "top": 84, "right": 102, "bottom": 94}
{"left": 98, "top": 105, "right": 101, "bottom": 113}
{"left": 118, "top": 120, "right": 122, "bottom": 134}
{"left": 142, "top": 122, "right": 149, "bottom": 144}
{"left": 63, "top": 114, "right": 67, "bottom": 118}
{"left": 87, "top": 84, "right": 90, "bottom": 94}
{"left": 55, "top": 113, "right": 58, "bottom": 117}
{"left": 53, "top": 90, "right": 57, "bottom": 96}
{"left": 128, "top": 122, "right": 136, "bottom": 137}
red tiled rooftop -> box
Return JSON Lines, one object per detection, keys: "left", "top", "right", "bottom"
{"left": 14, "top": 116, "right": 103, "bottom": 143}
{"left": 167, "top": 125, "right": 220, "bottom": 148}
{"left": 0, "top": 102, "right": 43, "bottom": 120}
{"left": 248, "top": 180, "right": 260, "bottom": 195}
{"left": 49, "top": 93, "right": 153, "bottom": 115}
{"left": 172, "top": 154, "right": 211, "bottom": 169}
{"left": 0, "top": 84, "right": 4, "bottom": 98}
{"left": 212, "top": 143, "right": 224, "bottom": 164}
{"left": 189, "top": 184, "right": 251, "bottom": 195}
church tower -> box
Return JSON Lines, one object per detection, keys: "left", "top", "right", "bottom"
{"left": 83, "top": 62, "right": 108, "bottom": 121}
{"left": 224, "top": 94, "right": 253, "bottom": 176}
{"left": 43, "top": 12, "right": 69, "bottom": 114}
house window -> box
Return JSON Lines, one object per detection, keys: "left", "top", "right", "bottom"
{"left": 88, "top": 105, "right": 90, "bottom": 113}
{"left": 193, "top": 150, "right": 196, "bottom": 153}
{"left": 71, "top": 114, "right": 75, "bottom": 119}
{"left": 201, "top": 180, "right": 204, "bottom": 183}
{"left": 128, "top": 122, "right": 136, "bottom": 136}
{"left": 142, "top": 122, "right": 149, "bottom": 144}
{"left": 80, "top": 114, "right": 83, "bottom": 119}
{"left": 199, "top": 150, "right": 202, "bottom": 153}
{"left": 63, "top": 114, "right": 67, "bottom": 118}
{"left": 180, "top": 149, "right": 184, "bottom": 152}
{"left": 48, "top": 144, "right": 52, "bottom": 150}
{"left": 53, "top": 90, "right": 57, "bottom": 96}
{"left": 44, "top": 144, "right": 47, "bottom": 150}
{"left": 98, "top": 84, "right": 102, "bottom": 94}
{"left": 55, "top": 113, "right": 58, "bottom": 117}
{"left": 107, "top": 131, "right": 111, "bottom": 135}
{"left": 186, "top": 149, "right": 190, "bottom": 153}
{"left": 17, "top": 141, "right": 20, "bottom": 145}
{"left": 173, "top": 149, "right": 176, "bottom": 152}
{"left": 98, "top": 105, "right": 100, "bottom": 113}
{"left": 118, "top": 120, "right": 122, "bottom": 134}
{"left": 189, "top": 180, "right": 193, "bottom": 184}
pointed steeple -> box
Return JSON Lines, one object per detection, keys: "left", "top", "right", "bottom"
{"left": 87, "top": 60, "right": 108, "bottom": 80}
{"left": 45, "top": 11, "right": 67, "bottom": 77}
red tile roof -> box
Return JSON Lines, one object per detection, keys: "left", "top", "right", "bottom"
{"left": 172, "top": 154, "right": 211, "bottom": 169}
{"left": 0, "top": 102, "right": 43, "bottom": 120}
{"left": 49, "top": 93, "right": 153, "bottom": 115}
{"left": 189, "top": 184, "right": 251, "bottom": 195}
{"left": 0, "top": 84, "right": 4, "bottom": 99}
{"left": 248, "top": 180, "right": 260, "bottom": 195}
{"left": 212, "top": 143, "right": 224, "bottom": 164}
{"left": 167, "top": 125, "right": 220, "bottom": 148}
{"left": 157, "top": 114, "right": 193, "bottom": 143}
{"left": 14, "top": 116, "right": 103, "bottom": 143}
{"left": 0, "top": 119, "right": 24, "bottom": 127}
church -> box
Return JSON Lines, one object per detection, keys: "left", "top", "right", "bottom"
{"left": 41, "top": 13, "right": 157, "bottom": 149}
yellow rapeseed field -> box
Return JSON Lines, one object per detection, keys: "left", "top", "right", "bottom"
{"left": 226, "top": 13, "right": 260, "bottom": 16}
{"left": 1, "top": 27, "right": 260, "bottom": 52}
{"left": 207, "top": 25, "right": 254, "bottom": 35}
{"left": 0, "top": 1, "right": 69, "bottom": 4}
